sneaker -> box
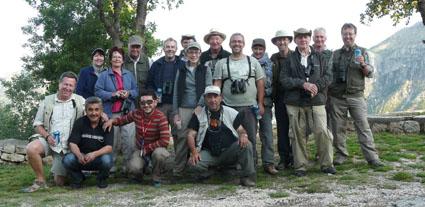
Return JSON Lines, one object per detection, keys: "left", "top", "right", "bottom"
{"left": 321, "top": 166, "right": 336, "bottom": 174}
{"left": 240, "top": 177, "right": 256, "bottom": 187}
{"left": 264, "top": 165, "right": 279, "bottom": 175}
{"left": 153, "top": 180, "right": 161, "bottom": 188}
{"left": 21, "top": 180, "right": 48, "bottom": 193}
{"left": 96, "top": 179, "right": 108, "bottom": 188}
{"left": 368, "top": 160, "right": 384, "bottom": 167}
{"left": 294, "top": 170, "right": 306, "bottom": 177}
{"left": 333, "top": 156, "right": 347, "bottom": 165}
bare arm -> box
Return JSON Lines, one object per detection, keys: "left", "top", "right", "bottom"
{"left": 35, "top": 125, "right": 55, "bottom": 146}
{"left": 236, "top": 125, "right": 249, "bottom": 148}
{"left": 256, "top": 78, "right": 265, "bottom": 115}
{"left": 69, "top": 142, "right": 86, "bottom": 165}
{"left": 187, "top": 129, "right": 200, "bottom": 165}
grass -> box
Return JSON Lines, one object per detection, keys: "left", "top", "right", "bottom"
{"left": 0, "top": 132, "right": 424, "bottom": 206}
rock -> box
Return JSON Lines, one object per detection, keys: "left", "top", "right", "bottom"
{"left": 42, "top": 156, "right": 53, "bottom": 165}
{"left": 1, "top": 153, "right": 25, "bottom": 162}
{"left": 2, "top": 144, "right": 15, "bottom": 153}
{"left": 15, "top": 145, "right": 26, "bottom": 155}
{"left": 402, "top": 121, "right": 420, "bottom": 133}
{"left": 389, "top": 122, "right": 404, "bottom": 134}
{"left": 372, "top": 123, "right": 388, "bottom": 133}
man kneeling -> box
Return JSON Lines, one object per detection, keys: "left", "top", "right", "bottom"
{"left": 187, "top": 86, "right": 256, "bottom": 187}
{"left": 103, "top": 89, "right": 170, "bottom": 187}
{"left": 62, "top": 97, "right": 113, "bottom": 188}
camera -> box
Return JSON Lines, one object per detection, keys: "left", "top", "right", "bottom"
{"left": 230, "top": 79, "right": 248, "bottom": 94}
{"left": 120, "top": 99, "right": 132, "bottom": 114}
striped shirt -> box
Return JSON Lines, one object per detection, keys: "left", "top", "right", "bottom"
{"left": 115, "top": 108, "right": 170, "bottom": 155}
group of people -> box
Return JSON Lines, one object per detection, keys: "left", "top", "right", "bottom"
{"left": 22, "top": 22, "right": 383, "bottom": 192}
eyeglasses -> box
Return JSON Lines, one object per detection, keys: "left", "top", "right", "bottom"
{"left": 140, "top": 100, "right": 154, "bottom": 105}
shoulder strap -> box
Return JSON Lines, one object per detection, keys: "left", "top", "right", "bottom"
{"left": 226, "top": 57, "right": 232, "bottom": 80}
{"left": 246, "top": 56, "right": 253, "bottom": 80}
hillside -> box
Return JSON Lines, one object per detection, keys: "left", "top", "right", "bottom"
{"left": 367, "top": 22, "right": 425, "bottom": 114}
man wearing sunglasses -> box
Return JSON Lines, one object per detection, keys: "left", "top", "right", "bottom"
{"left": 103, "top": 89, "right": 170, "bottom": 187}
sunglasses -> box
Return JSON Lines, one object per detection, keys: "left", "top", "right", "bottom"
{"left": 140, "top": 100, "right": 154, "bottom": 106}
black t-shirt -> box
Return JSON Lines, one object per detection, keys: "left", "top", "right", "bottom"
{"left": 187, "top": 108, "right": 243, "bottom": 152}
{"left": 68, "top": 116, "right": 114, "bottom": 154}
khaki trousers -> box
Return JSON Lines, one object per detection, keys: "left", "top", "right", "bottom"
{"left": 127, "top": 147, "right": 170, "bottom": 181}
{"left": 286, "top": 105, "right": 334, "bottom": 171}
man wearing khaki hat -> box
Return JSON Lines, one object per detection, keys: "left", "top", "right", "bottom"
{"left": 200, "top": 28, "right": 231, "bottom": 75}
{"left": 270, "top": 30, "right": 294, "bottom": 170}
{"left": 125, "top": 35, "right": 150, "bottom": 92}
{"left": 281, "top": 28, "right": 335, "bottom": 177}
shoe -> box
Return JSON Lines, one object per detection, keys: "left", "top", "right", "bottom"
{"left": 333, "top": 156, "right": 347, "bottom": 165}
{"left": 21, "top": 180, "right": 48, "bottom": 193}
{"left": 70, "top": 183, "right": 82, "bottom": 189}
{"left": 264, "top": 165, "right": 278, "bottom": 175}
{"left": 276, "top": 160, "right": 292, "bottom": 170}
{"left": 368, "top": 160, "right": 384, "bottom": 167}
{"left": 240, "top": 177, "right": 256, "bottom": 187}
{"left": 153, "top": 180, "right": 161, "bottom": 188}
{"left": 96, "top": 179, "right": 108, "bottom": 188}
{"left": 294, "top": 170, "right": 306, "bottom": 177}
{"left": 321, "top": 166, "right": 336, "bottom": 174}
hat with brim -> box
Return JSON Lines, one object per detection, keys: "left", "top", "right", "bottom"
{"left": 293, "top": 28, "right": 312, "bottom": 39}
{"left": 204, "top": 85, "right": 221, "bottom": 96}
{"left": 185, "top": 42, "right": 201, "bottom": 53}
{"left": 204, "top": 28, "right": 226, "bottom": 44}
{"left": 271, "top": 30, "right": 293, "bottom": 45}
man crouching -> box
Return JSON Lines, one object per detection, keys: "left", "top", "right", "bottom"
{"left": 187, "top": 86, "right": 256, "bottom": 187}
{"left": 62, "top": 97, "right": 114, "bottom": 189}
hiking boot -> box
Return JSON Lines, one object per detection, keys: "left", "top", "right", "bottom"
{"left": 264, "top": 165, "right": 278, "bottom": 175}
{"left": 240, "top": 177, "right": 256, "bottom": 187}
{"left": 21, "top": 180, "right": 48, "bottom": 193}
{"left": 321, "top": 166, "right": 336, "bottom": 175}
{"left": 70, "top": 182, "right": 82, "bottom": 189}
{"left": 96, "top": 179, "right": 108, "bottom": 188}
{"left": 333, "top": 156, "right": 347, "bottom": 165}
{"left": 294, "top": 170, "right": 306, "bottom": 177}
{"left": 368, "top": 160, "right": 384, "bottom": 167}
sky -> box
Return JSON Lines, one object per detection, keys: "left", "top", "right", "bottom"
{"left": 0, "top": 0, "right": 421, "bottom": 79}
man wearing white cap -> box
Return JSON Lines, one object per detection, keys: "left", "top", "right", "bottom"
{"left": 200, "top": 28, "right": 231, "bottom": 75}
{"left": 186, "top": 86, "right": 256, "bottom": 187}
{"left": 270, "top": 30, "right": 294, "bottom": 170}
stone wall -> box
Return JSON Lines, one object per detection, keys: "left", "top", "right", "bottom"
{"left": 0, "top": 139, "right": 28, "bottom": 164}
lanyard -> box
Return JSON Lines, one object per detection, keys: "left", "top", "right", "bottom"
{"left": 140, "top": 116, "right": 153, "bottom": 138}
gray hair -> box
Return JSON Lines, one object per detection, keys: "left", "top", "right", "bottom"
{"left": 313, "top": 27, "right": 327, "bottom": 36}
{"left": 59, "top": 71, "right": 78, "bottom": 83}
{"left": 229, "top": 33, "right": 245, "bottom": 43}
{"left": 85, "top": 96, "right": 103, "bottom": 110}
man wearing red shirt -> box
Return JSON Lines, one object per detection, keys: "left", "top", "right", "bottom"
{"left": 104, "top": 89, "right": 170, "bottom": 187}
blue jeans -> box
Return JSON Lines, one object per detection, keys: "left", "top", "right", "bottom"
{"left": 62, "top": 153, "right": 113, "bottom": 184}
{"left": 259, "top": 105, "right": 275, "bottom": 166}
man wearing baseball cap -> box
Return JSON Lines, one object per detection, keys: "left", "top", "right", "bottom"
{"left": 200, "top": 28, "right": 231, "bottom": 75}
{"left": 179, "top": 34, "right": 196, "bottom": 62}
{"left": 125, "top": 35, "right": 150, "bottom": 92}
{"left": 281, "top": 28, "right": 335, "bottom": 177}
{"left": 270, "top": 30, "right": 294, "bottom": 170}
{"left": 76, "top": 48, "right": 105, "bottom": 98}
{"left": 186, "top": 86, "right": 256, "bottom": 187}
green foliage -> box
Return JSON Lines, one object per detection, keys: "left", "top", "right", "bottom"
{"left": 361, "top": 0, "right": 419, "bottom": 25}
{"left": 0, "top": 72, "right": 44, "bottom": 139}
{"left": 392, "top": 172, "right": 414, "bottom": 181}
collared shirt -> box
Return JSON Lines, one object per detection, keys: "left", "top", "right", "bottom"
{"left": 33, "top": 94, "right": 77, "bottom": 152}
{"left": 298, "top": 47, "right": 311, "bottom": 68}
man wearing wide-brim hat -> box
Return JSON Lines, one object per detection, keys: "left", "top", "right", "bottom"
{"left": 200, "top": 28, "right": 231, "bottom": 75}
{"left": 280, "top": 27, "right": 336, "bottom": 177}
{"left": 270, "top": 29, "right": 294, "bottom": 171}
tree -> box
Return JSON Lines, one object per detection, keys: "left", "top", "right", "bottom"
{"left": 361, "top": 0, "right": 425, "bottom": 26}
{"left": 0, "top": 72, "right": 44, "bottom": 139}
{"left": 3, "top": 0, "right": 183, "bottom": 138}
